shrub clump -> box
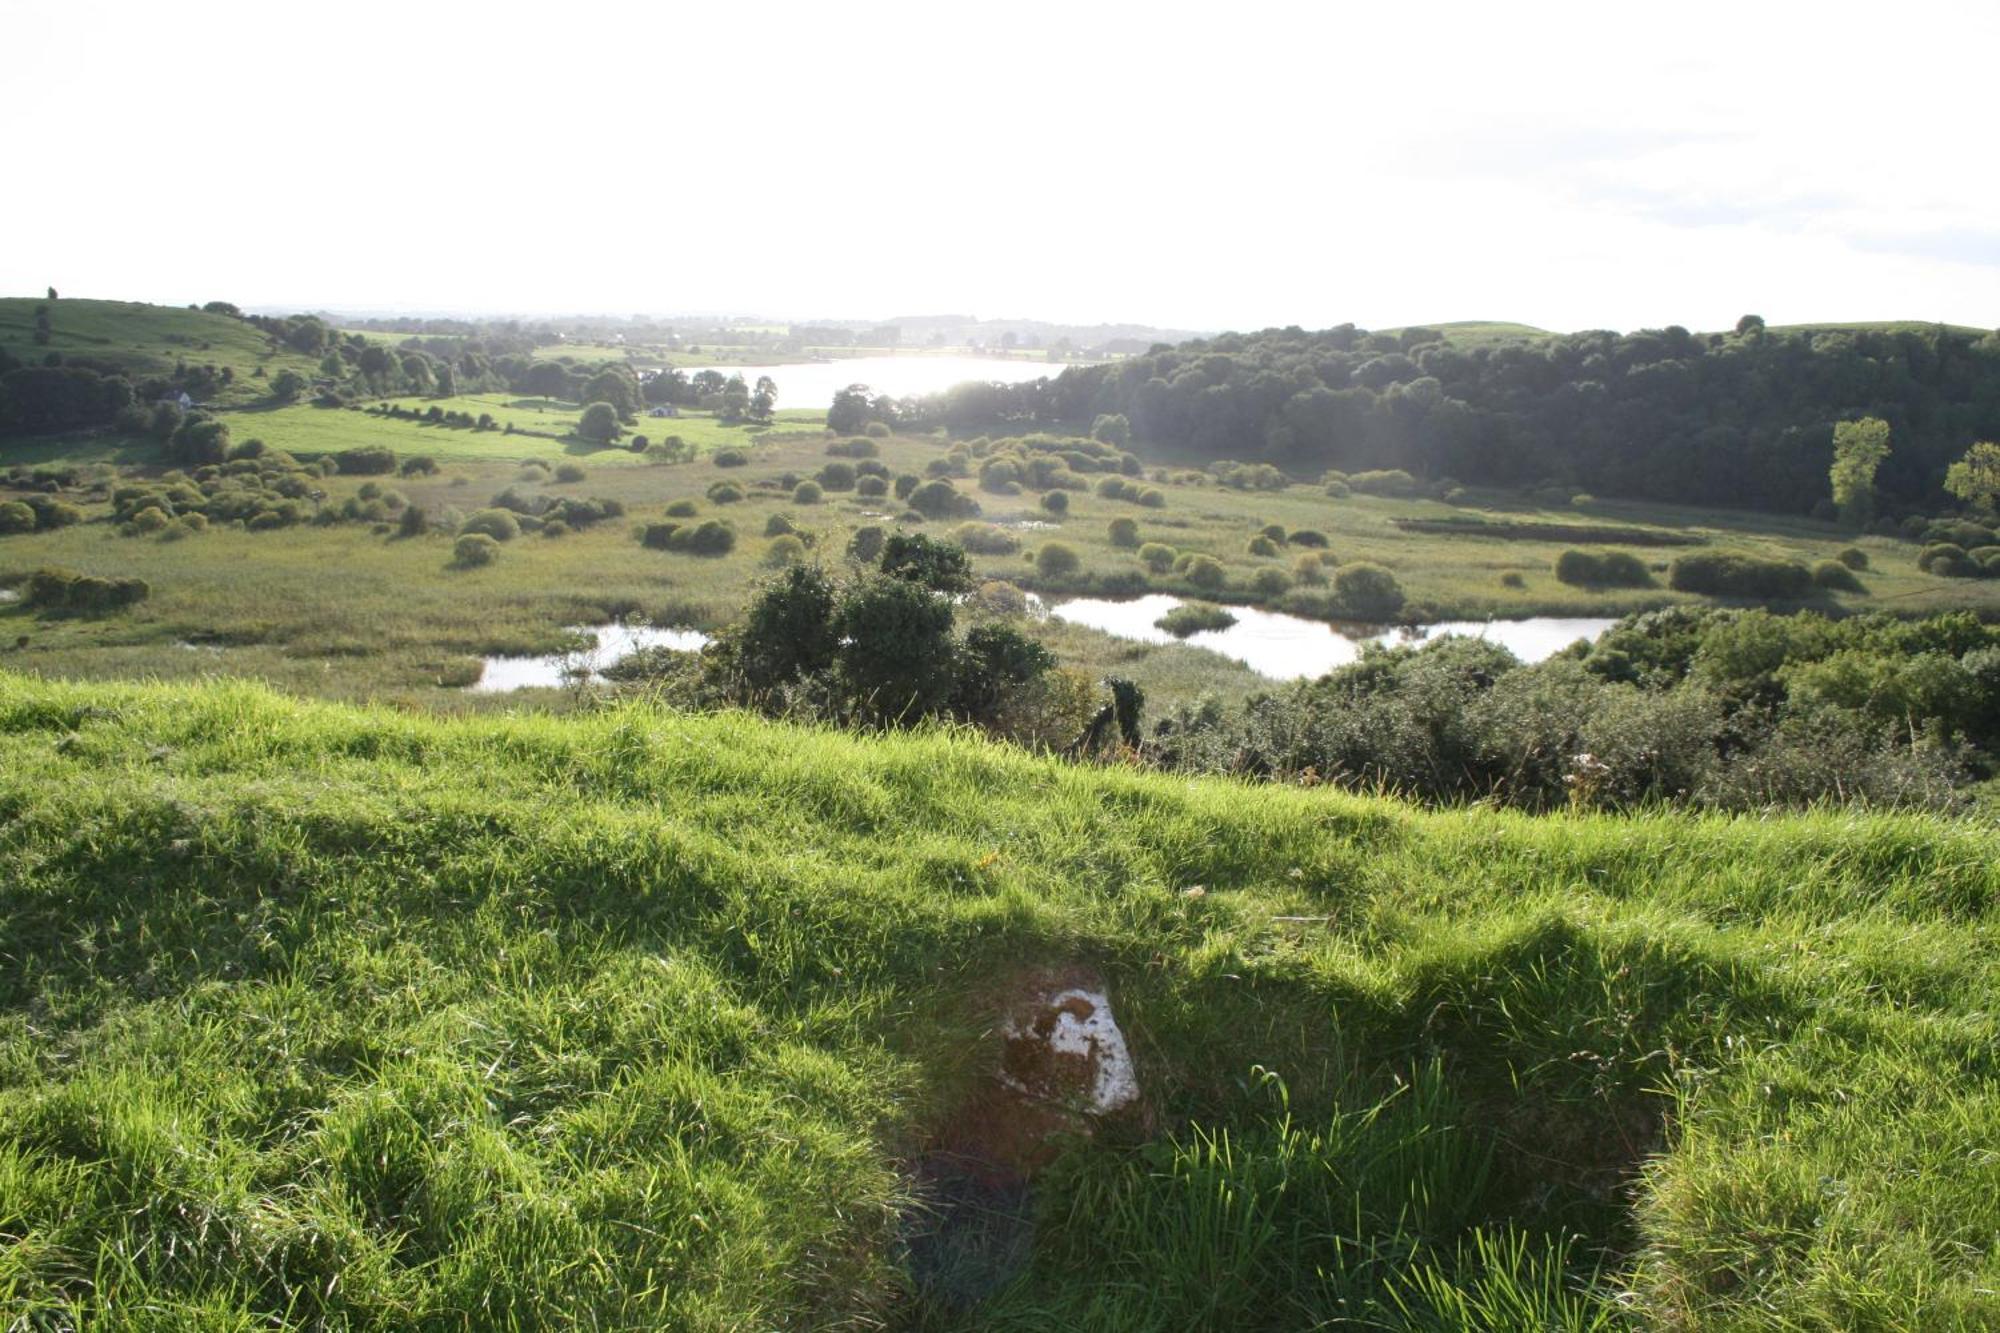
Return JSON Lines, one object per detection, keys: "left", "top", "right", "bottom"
{"left": 1035, "top": 542, "right": 1082, "bottom": 578}
{"left": 1139, "top": 542, "right": 1176, "bottom": 573}
{"left": 1812, "top": 559, "right": 1865, "bottom": 593}
{"left": 1040, "top": 490, "right": 1069, "bottom": 516}
{"left": 459, "top": 509, "right": 521, "bottom": 542}
{"left": 451, "top": 533, "right": 499, "bottom": 567}
{"left": 793, "top": 481, "right": 824, "bottom": 505}
{"left": 1836, "top": 547, "right": 1869, "bottom": 571}
{"left": 1156, "top": 602, "right": 1236, "bottom": 637}
{"left": 641, "top": 519, "right": 736, "bottom": 556}
{"left": 553, "top": 462, "right": 587, "bottom": 484}
{"left": 953, "top": 522, "right": 1021, "bottom": 555}
{"left": 24, "top": 566, "right": 150, "bottom": 612}
{"left": 1108, "top": 517, "right": 1141, "bottom": 548}
{"left": 1669, "top": 551, "right": 1814, "bottom": 598}
{"left": 713, "top": 448, "right": 749, "bottom": 468}
{"left": 337, "top": 446, "right": 397, "bottom": 475}
{"left": 1347, "top": 469, "right": 1419, "bottom": 497}
{"left": 1331, "top": 561, "right": 1406, "bottom": 618}
{"left": 1554, "top": 549, "right": 1651, "bottom": 588}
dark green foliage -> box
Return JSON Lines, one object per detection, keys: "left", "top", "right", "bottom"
{"left": 951, "top": 623, "right": 1055, "bottom": 721}
{"left": 713, "top": 448, "right": 748, "bottom": 468}
{"left": 399, "top": 454, "right": 439, "bottom": 477}
{"left": 816, "top": 462, "right": 856, "bottom": 491}
{"left": 1554, "top": 549, "right": 1651, "bottom": 588}
{"left": 665, "top": 499, "right": 699, "bottom": 518}
{"left": 1668, "top": 551, "right": 1813, "bottom": 598}
{"left": 23, "top": 566, "right": 150, "bottom": 612}
{"left": 638, "top": 518, "right": 736, "bottom": 556}
{"left": 1837, "top": 546, "right": 1869, "bottom": 570}
{"left": 832, "top": 575, "right": 959, "bottom": 721}
{"left": 847, "top": 525, "right": 885, "bottom": 564}
{"left": 793, "top": 481, "right": 823, "bottom": 504}
{"left": 0, "top": 500, "right": 36, "bottom": 534}
{"left": 1040, "top": 489, "right": 1069, "bottom": 515}
{"left": 337, "top": 445, "right": 397, "bottom": 475}
{"left": 1108, "top": 517, "right": 1140, "bottom": 548}
{"left": 166, "top": 412, "right": 230, "bottom": 465}
{"left": 577, "top": 401, "right": 622, "bottom": 443}
{"left": 706, "top": 482, "right": 744, "bottom": 504}
{"left": 880, "top": 533, "right": 974, "bottom": 594}
{"left": 1348, "top": 469, "right": 1419, "bottom": 497}
{"left": 856, "top": 474, "right": 889, "bottom": 497}
{"left": 1812, "top": 559, "right": 1864, "bottom": 592}
{"left": 1289, "top": 529, "right": 1329, "bottom": 548}
{"left": 907, "top": 479, "right": 978, "bottom": 520}
{"left": 1139, "top": 542, "right": 1176, "bottom": 572}
{"left": 738, "top": 564, "right": 840, "bottom": 690}
{"left": 826, "top": 436, "right": 879, "bottom": 459}
{"left": 1332, "top": 561, "right": 1405, "bottom": 618}
{"left": 952, "top": 522, "right": 1020, "bottom": 556}
{"left": 1247, "top": 534, "right": 1280, "bottom": 557}
{"left": 554, "top": 462, "right": 586, "bottom": 484}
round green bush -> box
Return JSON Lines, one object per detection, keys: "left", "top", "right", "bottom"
{"left": 1184, "top": 554, "right": 1227, "bottom": 589}
{"left": 816, "top": 462, "right": 856, "bottom": 491}
{"left": 1137, "top": 488, "right": 1166, "bottom": 509}
{"left": 1500, "top": 571, "right": 1527, "bottom": 588}
{"left": 1108, "top": 517, "right": 1140, "bottom": 548}
{"left": 713, "top": 448, "right": 748, "bottom": 468}
{"left": 864, "top": 422, "right": 891, "bottom": 438}
{"left": 764, "top": 513, "right": 798, "bottom": 537}
{"left": 453, "top": 533, "right": 500, "bottom": 567}
{"left": 459, "top": 509, "right": 520, "bottom": 541}
{"left": 1139, "top": 542, "right": 1176, "bottom": 573}
{"left": 1252, "top": 568, "right": 1292, "bottom": 596}
{"left": 666, "top": 499, "right": 699, "bottom": 518}
{"left": 554, "top": 462, "right": 587, "bottom": 484}
{"left": 857, "top": 475, "right": 889, "bottom": 498}
{"left": 1324, "top": 479, "right": 1352, "bottom": 498}
{"left": 130, "top": 506, "right": 171, "bottom": 534}
{"left": 1812, "top": 559, "right": 1864, "bottom": 592}
{"left": 542, "top": 520, "right": 571, "bottom": 538}
{"left": 1035, "top": 542, "right": 1082, "bottom": 578}
{"left": 1259, "top": 523, "right": 1287, "bottom": 542}
{"left": 0, "top": 501, "right": 35, "bottom": 535}
{"left": 793, "top": 481, "right": 824, "bottom": 504}
{"left": 1288, "top": 529, "right": 1329, "bottom": 548}
{"left": 1040, "top": 490, "right": 1069, "bottom": 515}
{"left": 1293, "top": 553, "right": 1326, "bottom": 584}
{"left": 847, "top": 525, "right": 885, "bottom": 564}
{"left": 953, "top": 522, "right": 1021, "bottom": 555}
{"left": 1247, "top": 535, "right": 1280, "bottom": 558}
{"left": 1332, "top": 561, "right": 1406, "bottom": 619}
{"left": 764, "top": 534, "right": 807, "bottom": 567}
{"left": 1836, "top": 547, "right": 1869, "bottom": 571}
{"left": 706, "top": 482, "right": 744, "bottom": 504}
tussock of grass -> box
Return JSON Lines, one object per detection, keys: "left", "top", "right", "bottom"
{"left": 2, "top": 673, "right": 1998, "bottom": 1325}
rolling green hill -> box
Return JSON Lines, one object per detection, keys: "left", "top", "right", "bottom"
{"left": 0, "top": 297, "right": 321, "bottom": 405}
{"left": 2, "top": 671, "right": 1996, "bottom": 1327}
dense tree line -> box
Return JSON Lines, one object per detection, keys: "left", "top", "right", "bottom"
{"left": 888, "top": 320, "right": 2000, "bottom": 516}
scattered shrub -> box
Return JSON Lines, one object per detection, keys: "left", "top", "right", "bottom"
{"left": 641, "top": 519, "right": 736, "bottom": 556}
{"left": 1324, "top": 479, "right": 1352, "bottom": 498}
{"left": 1184, "top": 554, "right": 1227, "bottom": 589}
{"left": 1108, "top": 517, "right": 1141, "bottom": 548}
{"left": 1292, "top": 552, "right": 1327, "bottom": 584}
{"left": 24, "top": 566, "right": 150, "bottom": 612}
{"left": 954, "top": 522, "right": 1021, "bottom": 555}
{"left": 398, "top": 455, "right": 438, "bottom": 477}
{"left": 816, "top": 462, "right": 857, "bottom": 491}
{"left": 864, "top": 422, "right": 891, "bottom": 438}
{"left": 1347, "top": 469, "right": 1419, "bottom": 497}
{"left": 1812, "top": 559, "right": 1865, "bottom": 593}
{"left": 459, "top": 509, "right": 521, "bottom": 542}
{"left": 1247, "top": 535, "right": 1280, "bottom": 558}
{"left": 764, "top": 534, "right": 807, "bottom": 567}
{"left": 847, "top": 525, "right": 886, "bottom": 564}
{"left": 1668, "top": 551, "right": 1814, "bottom": 598}
{"left": 1137, "top": 488, "right": 1166, "bottom": 508}
{"left": 1554, "top": 548, "right": 1651, "bottom": 587}
{"left": 337, "top": 446, "right": 396, "bottom": 475}
{"left": 893, "top": 475, "right": 920, "bottom": 500}
{"left": 452, "top": 533, "right": 499, "bottom": 567}
{"left": 1836, "top": 546, "right": 1869, "bottom": 570}
{"left": 908, "top": 479, "right": 978, "bottom": 520}
{"left": 1252, "top": 568, "right": 1292, "bottom": 596}
{"left": 1035, "top": 542, "right": 1082, "bottom": 578}
{"left": 554, "top": 462, "right": 587, "bottom": 484}
{"left": 857, "top": 475, "right": 889, "bottom": 497}
{"left": 706, "top": 482, "right": 745, "bottom": 504}
{"left": 713, "top": 448, "right": 748, "bottom": 468}
{"left": 666, "top": 499, "right": 700, "bottom": 518}
{"left": 1332, "top": 561, "right": 1406, "bottom": 618}
{"left": 1139, "top": 542, "right": 1177, "bottom": 573}
{"left": 0, "top": 501, "right": 35, "bottom": 535}
{"left": 1500, "top": 571, "right": 1527, "bottom": 588}
{"left": 1040, "top": 490, "right": 1069, "bottom": 515}
{"left": 1288, "top": 529, "right": 1329, "bottom": 548}
{"left": 793, "top": 481, "right": 824, "bottom": 504}
{"left": 1156, "top": 602, "right": 1236, "bottom": 637}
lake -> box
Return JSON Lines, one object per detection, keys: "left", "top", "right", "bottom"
{"left": 1049, "top": 595, "right": 1615, "bottom": 680}
{"left": 674, "top": 354, "right": 1076, "bottom": 411}
{"left": 472, "top": 623, "right": 709, "bottom": 693}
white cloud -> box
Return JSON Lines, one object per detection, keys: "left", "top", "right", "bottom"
{"left": 4, "top": 0, "right": 1995, "bottom": 332}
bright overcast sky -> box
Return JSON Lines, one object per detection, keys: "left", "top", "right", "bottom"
{"left": 7, "top": 0, "right": 1998, "bottom": 334}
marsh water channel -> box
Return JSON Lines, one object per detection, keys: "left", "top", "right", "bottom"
{"left": 473, "top": 601, "right": 1616, "bottom": 692}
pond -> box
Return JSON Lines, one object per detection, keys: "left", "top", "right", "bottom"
{"left": 1049, "top": 595, "right": 1615, "bottom": 680}
{"left": 674, "top": 354, "right": 1076, "bottom": 410}
{"left": 472, "top": 623, "right": 709, "bottom": 693}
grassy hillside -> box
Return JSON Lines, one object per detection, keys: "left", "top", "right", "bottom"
{"left": 0, "top": 298, "right": 321, "bottom": 405}
{"left": 2, "top": 672, "right": 1997, "bottom": 1327}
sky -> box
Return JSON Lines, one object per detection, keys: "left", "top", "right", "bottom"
{"left": 6, "top": 0, "right": 1998, "bottom": 334}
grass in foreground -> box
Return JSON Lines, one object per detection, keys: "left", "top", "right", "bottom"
{"left": 1, "top": 673, "right": 1997, "bottom": 1327}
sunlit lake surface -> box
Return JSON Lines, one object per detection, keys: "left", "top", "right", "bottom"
{"left": 1049, "top": 595, "right": 1615, "bottom": 680}
{"left": 674, "top": 355, "right": 1075, "bottom": 409}
{"left": 473, "top": 624, "right": 709, "bottom": 692}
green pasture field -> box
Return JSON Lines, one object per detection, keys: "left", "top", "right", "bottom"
{"left": 2, "top": 421, "right": 1995, "bottom": 708}
{"left": 0, "top": 297, "right": 322, "bottom": 406}
{"left": 2, "top": 671, "right": 1998, "bottom": 1326}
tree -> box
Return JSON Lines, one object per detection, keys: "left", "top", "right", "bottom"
{"left": 1829, "top": 417, "right": 1892, "bottom": 528}
{"left": 879, "top": 533, "right": 973, "bottom": 593}
{"left": 833, "top": 575, "right": 958, "bottom": 722}
{"left": 717, "top": 376, "right": 751, "bottom": 423}
{"left": 1944, "top": 441, "right": 2000, "bottom": 515}
{"left": 577, "top": 401, "right": 622, "bottom": 443}
{"left": 749, "top": 375, "right": 777, "bottom": 422}
{"left": 738, "top": 564, "right": 839, "bottom": 690}
{"left": 270, "top": 368, "right": 308, "bottom": 403}
{"left": 828, "top": 384, "right": 873, "bottom": 435}
{"left": 582, "top": 367, "right": 641, "bottom": 421}
{"left": 525, "top": 361, "right": 569, "bottom": 405}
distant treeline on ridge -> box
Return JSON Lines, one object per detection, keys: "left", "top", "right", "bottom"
{"left": 894, "top": 319, "right": 2000, "bottom": 514}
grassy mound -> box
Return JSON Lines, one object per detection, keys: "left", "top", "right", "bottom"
{"left": 1, "top": 674, "right": 1997, "bottom": 1326}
